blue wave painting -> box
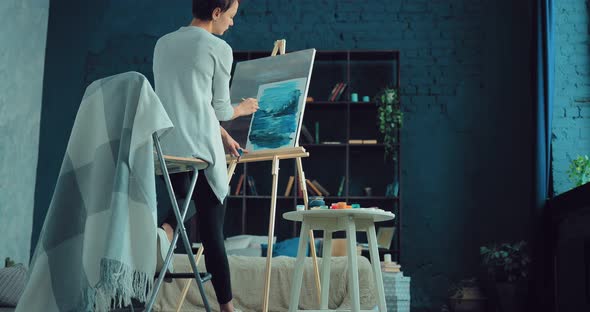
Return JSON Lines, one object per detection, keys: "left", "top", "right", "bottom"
{"left": 246, "top": 78, "right": 307, "bottom": 150}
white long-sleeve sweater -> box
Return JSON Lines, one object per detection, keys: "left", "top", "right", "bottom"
{"left": 153, "top": 26, "right": 234, "bottom": 202}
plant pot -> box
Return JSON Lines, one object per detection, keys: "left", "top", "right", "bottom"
{"left": 495, "top": 282, "right": 527, "bottom": 312}
{"left": 449, "top": 286, "right": 487, "bottom": 312}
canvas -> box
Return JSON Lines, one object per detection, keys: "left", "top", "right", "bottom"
{"left": 246, "top": 78, "right": 307, "bottom": 150}
{"left": 222, "top": 49, "right": 316, "bottom": 149}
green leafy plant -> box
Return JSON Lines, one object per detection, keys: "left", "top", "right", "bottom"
{"left": 375, "top": 87, "right": 402, "bottom": 161}
{"left": 480, "top": 241, "right": 530, "bottom": 282}
{"left": 566, "top": 155, "right": 590, "bottom": 187}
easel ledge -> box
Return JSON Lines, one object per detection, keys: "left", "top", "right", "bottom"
{"left": 155, "top": 146, "right": 309, "bottom": 175}
{"left": 225, "top": 146, "right": 308, "bottom": 163}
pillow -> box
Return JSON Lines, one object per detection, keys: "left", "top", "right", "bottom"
{"left": 261, "top": 237, "right": 321, "bottom": 257}
{"left": 246, "top": 235, "right": 276, "bottom": 248}
{"left": 0, "top": 264, "right": 27, "bottom": 307}
{"left": 226, "top": 247, "right": 262, "bottom": 257}
{"left": 225, "top": 235, "right": 276, "bottom": 248}
{"left": 224, "top": 236, "right": 251, "bottom": 251}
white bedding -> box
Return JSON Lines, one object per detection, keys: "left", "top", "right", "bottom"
{"left": 153, "top": 254, "right": 377, "bottom": 311}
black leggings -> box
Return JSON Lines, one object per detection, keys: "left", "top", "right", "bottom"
{"left": 161, "top": 170, "right": 232, "bottom": 304}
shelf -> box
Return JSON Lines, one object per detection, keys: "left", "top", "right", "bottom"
{"left": 306, "top": 101, "right": 377, "bottom": 106}
{"left": 349, "top": 143, "right": 386, "bottom": 148}
{"left": 347, "top": 196, "right": 399, "bottom": 200}
{"left": 228, "top": 195, "right": 292, "bottom": 199}
{"left": 300, "top": 143, "right": 396, "bottom": 148}
{"left": 349, "top": 50, "right": 400, "bottom": 61}
{"left": 301, "top": 143, "right": 347, "bottom": 147}
{"left": 233, "top": 50, "right": 400, "bottom": 62}
{"left": 227, "top": 49, "right": 401, "bottom": 262}
{"left": 306, "top": 101, "right": 349, "bottom": 106}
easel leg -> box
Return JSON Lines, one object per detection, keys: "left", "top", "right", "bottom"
{"left": 262, "top": 156, "right": 280, "bottom": 312}
{"left": 227, "top": 159, "right": 238, "bottom": 183}
{"left": 175, "top": 247, "right": 204, "bottom": 312}
{"left": 295, "top": 157, "right": 321, "bottom": 305}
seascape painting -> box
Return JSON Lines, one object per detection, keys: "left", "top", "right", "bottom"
{"left": 246, "top": 78, "right": 307, "bottom": 150}
{"left": 221, "top": 49, "right": 316, "bottom": 148}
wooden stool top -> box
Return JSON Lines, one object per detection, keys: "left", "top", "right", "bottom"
{"left": 283, "top": 208, "right": 395, "bottom": 223}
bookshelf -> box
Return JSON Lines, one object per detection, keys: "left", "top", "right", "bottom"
{"left": 224, "top": 50, "right": 401, "bottom": 262}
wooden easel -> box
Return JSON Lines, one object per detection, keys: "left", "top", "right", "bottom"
{"left": 232, "top": 40, "right": 321, "bottom": 312}
{"left": 174, "top": 40, "right": 320, "bottom": 312}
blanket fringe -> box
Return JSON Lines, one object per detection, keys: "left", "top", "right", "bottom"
{"left": 85, "top": 258, "right": 154, "bottom": 312}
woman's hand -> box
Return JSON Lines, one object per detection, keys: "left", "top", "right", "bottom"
{"left": 233, "top": 97, "right": 258, "bottom": 118}
{"left": 221, "top": 130, "right": 248, "bottom": 157}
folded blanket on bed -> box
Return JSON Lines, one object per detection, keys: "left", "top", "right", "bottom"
{"left": 16, "top": 72, "right": 173, "bottom": 312}
{"left": 154, "top": 255, "right": 377, "bottom": 311}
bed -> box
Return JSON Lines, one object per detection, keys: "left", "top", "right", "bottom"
{"left": 153, "top": 254, "right": 378, "bottom": 311}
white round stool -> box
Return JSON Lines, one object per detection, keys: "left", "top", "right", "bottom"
{"left": 283, "top": 209, "right": 395, "bottom": 312}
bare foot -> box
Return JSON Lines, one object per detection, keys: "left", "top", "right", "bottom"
{"left": 161, "top": 223, "right": 174, "bottom": 242}
{"left": 220, "top": 301, "right": 236, "bottom": 312}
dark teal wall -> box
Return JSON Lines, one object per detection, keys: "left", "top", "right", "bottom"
{"left": 35, "top": 1, "right": 534, "bottom": 310}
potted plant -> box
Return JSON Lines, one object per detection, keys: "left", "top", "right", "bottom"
{"left": 375, "top": 87, "right": 402, "bottom": 162}
{"left": 480, "top": 240, "right": 530, "bottom": 312}
{"left": 448, "top": 278, "right": 486, "bottom": 312}
{"left": 566, "top": 155, "right": 590, "bottom": 187}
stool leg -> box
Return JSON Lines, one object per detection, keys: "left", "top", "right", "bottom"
{"left": 288, "top": 222, "right": 310, "bottom": 312}
{"left": 151, "top": 134, "right": 211, "bottom": 312}
{"left": 320, "top": 230, "right": 332, "bottom": 309}
{"left": 368, "top": 224, "right": 387, "bottom": 312}
{"left": 146, "top": 168, "right": 211, "bottom": 312}
{"left": 345, "top": 216, "right": 361, "bottom": 312}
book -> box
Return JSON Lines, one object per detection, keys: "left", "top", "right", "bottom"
{"left": 337, "top": 176, "right": 346, "bottom": 197}
{"left": 349, "top": 139, "right": 363, "bottom": 144}
{"left": 306, "top": 179, "right": 323, "bottom": 196}
{"left": 234, "top": 174, "right": 245, "bottom": 195}
{"left": 284, "top": 176, "right": 295, "bottom": 196}
{"left": 300, "top": 124, "right": 315, "bottom": 144}
{"left": 314, "top": 122, "right": 320, "bottom": 144}
{"left": 332, "top": 83, "right": 347, "bottom": 101}
{"left": 311, "top": 180, "right": 330, "bottom": 196}
{"left": 328, "top": 83, "right": 342, "bottom": 101}
{"left": 327, "top": 82, "right": 342, "bottom": 101}
{"left": 381, "top": 267, "right": 401, "bottom": 273}
{"left": 362, "top": 139, "right": 378, "bottom": 144}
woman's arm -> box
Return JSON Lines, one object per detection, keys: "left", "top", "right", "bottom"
{"left": 211, "top": 42, "right": 259, "bottom": 120}
{"left": 232, "top": 98, "right": 258, "bottom": 118}
{"left": 211, "top": 42, "right": 235, "bottom": 121}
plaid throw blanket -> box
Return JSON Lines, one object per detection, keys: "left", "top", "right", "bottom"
{"left": 16, "top": 72, "right": 173, "bottom": 312}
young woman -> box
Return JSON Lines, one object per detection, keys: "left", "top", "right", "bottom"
{"left": 153, "top": 1, "right": 256, "bottom": 311}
